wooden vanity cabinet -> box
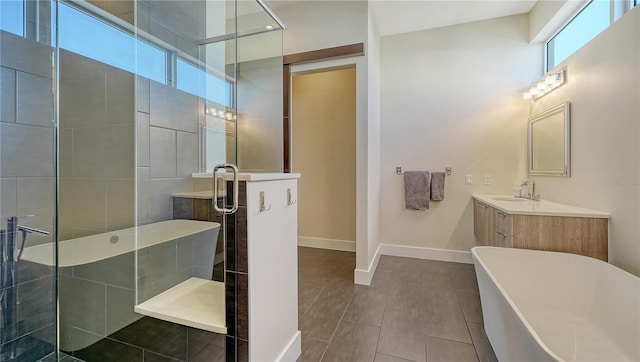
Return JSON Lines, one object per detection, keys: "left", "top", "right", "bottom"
{"left": 493, "top": 209, "right": 513, "bottom": 247}
{"left": 473, "top": 199, "right": 608, "bottom": 261}
{"left": 473, "top": 201, "right": 494, "bottom": 246}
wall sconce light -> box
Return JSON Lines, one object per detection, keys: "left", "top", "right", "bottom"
{"left": 205, "top": 106, "right": 236, "bottom": 121}
{"left": 523, "top": 68, "right": 566, "bottom": 100}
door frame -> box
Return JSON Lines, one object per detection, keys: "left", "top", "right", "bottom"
{"left": 282, "top": 43, "right": 364, "bottom": 172}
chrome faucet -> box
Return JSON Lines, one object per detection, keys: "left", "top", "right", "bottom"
{"left": 520, "top": 179, "right": 539, "bottom": 201}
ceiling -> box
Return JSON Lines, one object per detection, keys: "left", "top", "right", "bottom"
{"left": 265, "top": 0, "right": 538, "bottom": 37}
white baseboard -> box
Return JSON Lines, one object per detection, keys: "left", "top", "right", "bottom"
{"left": 379, "top": 244, "right": 473, "bottom": 264}
{"left": 298, "top": 236, "right": 356, "bottom": 252}
{"left": 354, "top": 244, "right": 471, "bottom": 285}
{"left": 277, "top": 330, "right": 301, "bottom": 362}
{"left": 354, "top": 243, "right": 381, "bottom": 286}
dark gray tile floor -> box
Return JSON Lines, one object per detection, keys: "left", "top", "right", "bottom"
{"left": 297, "top": 247, "right": 498, "bottom": 362}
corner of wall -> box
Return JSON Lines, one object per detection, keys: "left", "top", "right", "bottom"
{"left": 529, "top": 0, "right": 587, "bottom": 43}
{"left": 367, "top": 0, "right": 382, "bottom": 271}
{"left": 354, "top": 243, "right": 381, "bottom": 285}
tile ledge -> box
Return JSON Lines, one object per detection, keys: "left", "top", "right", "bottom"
{"left": 191, "top": 172, "right": 300, "bottom": 181}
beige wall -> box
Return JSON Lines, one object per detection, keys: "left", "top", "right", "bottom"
{"left": 531, "top": 7, "right": 640, "bottom": 275}
{"left": 379, "top": 14, "right": 541, "bottom": 252}
{"left": 292, "top": 68, "right": 357, "bottom": 242}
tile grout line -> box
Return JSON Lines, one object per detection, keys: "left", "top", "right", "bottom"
{"left": 299, "top": 278, "right": 331, "bottom": 320}
{"left": 373, "top": 301, "right": 389, "bottom": 360}
{"left": 448, "top": 267, "right": 483, "bottom": 362}
{"left": 317, "top": 263, "right": 358, "bottom": 361}
{"left": 297, "top": 254, "right": 340, "bottom": 359}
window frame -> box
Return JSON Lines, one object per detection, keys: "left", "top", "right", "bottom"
{"left": 545, "top": 0, "right": 611, "bottom": 72}
{"left": 57, "top": 0, "right": 234, "bottom": 106}
{"left": 545, "top": 0, "right": 637, "bottom": 72}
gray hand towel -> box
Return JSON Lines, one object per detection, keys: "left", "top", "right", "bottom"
{"left": 404, "top": 171, "right": 430, "bottom": 210}
{"left": 430, "top": 172, "right": 446, "bottom": 201}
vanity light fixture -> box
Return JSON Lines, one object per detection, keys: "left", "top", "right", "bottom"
{"left": 205, "top": 106, "right": 236, "bottom": 121}
{"left": 523, "top": 68, "right": 565, "bottom": 100}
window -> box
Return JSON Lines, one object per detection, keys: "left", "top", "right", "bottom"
{"left": 58, "top": 3, "right": 167, "bottom": 84}
{"left": 0, "top": 0, "right": 25, "bottom": 36}
{"left": 5, "top": 0, "right": 233, "bottom": 106}
{"left": 60, "top": 2, "right": 232, "bottom": 105}
{"left": 546, "top": 0, "right": 611, "bottom": 71}
{"left": 177, "top": 59, "right": 233, "bottom": 108}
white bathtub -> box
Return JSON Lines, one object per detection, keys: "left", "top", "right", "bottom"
{"left": 472, "top": 246, "right": 639, "bottom": 362}
{"left": 20, "top": 219, "right": 223, "bottom": 351}
{"left": 21, "top": 219, "right": 220, "bottom": 267}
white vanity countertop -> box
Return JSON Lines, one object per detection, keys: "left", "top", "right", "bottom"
{"left": 472, "top": 194, "right": 611, "bottom": 219}
{"left": 192, "top": 172, "right": 301, "bottom": 181}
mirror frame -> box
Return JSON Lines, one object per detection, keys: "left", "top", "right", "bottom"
{"left": 528, "top": 101, "right": 571, "bottom": 177}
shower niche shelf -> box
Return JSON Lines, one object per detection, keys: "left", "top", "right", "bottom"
{"left": 135, "top": 277, "right": 226, "bottom": 334}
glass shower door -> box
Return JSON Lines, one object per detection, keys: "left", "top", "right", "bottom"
{"left": 1, "top": 0, "right": 284, "bottom": 360}
{"left": 0, "top": 0, "right": 58, "bottom": 360}
{"left": 130, "top": 1, "right": 239, "bottom": 361}
{"left": 235, "top": 0, "right": 284, "bottom": 173}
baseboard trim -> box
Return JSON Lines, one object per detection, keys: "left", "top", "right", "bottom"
{"left": 298, "top": 236, "right": 356, "bottom": 252}
{"left": 354, "top": 243, "right": 381, "bottom": 286}
{"left": 379, "top": 244, "right": 473, "bottom": 264}
{"left": 277, "top": 330, "right": 301, "bottom": 362}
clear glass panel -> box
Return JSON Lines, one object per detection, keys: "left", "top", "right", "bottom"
{"left": 133, "top": 0, "right": 236, "bottom": 360}
{"left": 56, "top": 0, "right": 137, "bottom": 358}
{"left": 1, "top": 0, "right": 57, "bottom": 360}
{"left": 0, "top": 1, "right": 25, "bottom": 36}
{"left": 235, "top": 0, "right": 283, "bottom": 172}
{"left": 547, "top": 0, "right": 610, "bottom": 70}
{"left": 201, "top": 35, "right": 238, "bottom": 172}
{"left": 3, "top": 0, "right": 283, "bottom": 359}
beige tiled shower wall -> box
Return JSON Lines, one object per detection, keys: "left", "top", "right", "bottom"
{"left": 0, "top": 33, "right": 55, "bottom": 248}
{"left": 0, "top": 26, "right": 57, "bottom": 359}
{"left": 59, "top": 0, "right": 207, "bottom": 235}
{"left": 58, "top": 50, "right": 136, "bottom": 240}
{"left": 57, "top": 0, "right": 208, "bottom": 353}
{"left": 137, "top": 0, "right": 206, "bottom": 225}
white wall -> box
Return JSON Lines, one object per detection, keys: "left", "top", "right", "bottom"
{"left": 366, "top": 2, "right": 382, "bottom": 274}
{"left": 275, "top": 1, "right": 381, "bottom": 276}
{"left": 273, "top": 1, "right": 367, "bottom": 55}
{"left": 528, "top": 0, "right": 586, "bottom": 43}
{"left": 530, "top": 7, "right": 640, "bottom": 275}
{"left": 379, "top": 14, "right": 541, "bottom": 252}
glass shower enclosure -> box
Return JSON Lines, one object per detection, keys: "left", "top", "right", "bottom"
{"left": 0, "top": 0, "right": 283, "bottom": 360}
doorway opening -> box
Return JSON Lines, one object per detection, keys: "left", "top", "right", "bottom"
{"left": 290, "top": 67, "right": 357, "bottom": 251}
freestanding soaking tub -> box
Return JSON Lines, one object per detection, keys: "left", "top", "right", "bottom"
{"left": 472, "top": 246, "right": 639, "bottom": 362}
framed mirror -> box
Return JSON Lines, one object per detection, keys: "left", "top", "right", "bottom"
{"left": 528, "top": 102, "right": 570, "bottom": 177}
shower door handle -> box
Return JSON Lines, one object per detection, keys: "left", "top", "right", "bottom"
{"left": 213, "top": 163, "right": 239, "bottom": 214}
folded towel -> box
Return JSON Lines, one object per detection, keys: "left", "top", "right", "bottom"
{"left": 404, "top": 171, "right": 430, "bottom": 210}
{"left": 430, "top": 172, "right": 446, "bottom": 201}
